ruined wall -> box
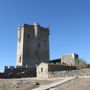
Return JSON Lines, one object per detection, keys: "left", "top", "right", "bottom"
{"left": 61, "top": 53, "right": 78, "bottom": 66}
{"left": 4, "top": 66, "right": 36, "bottom": 78}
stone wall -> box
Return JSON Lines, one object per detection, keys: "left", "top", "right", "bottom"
{"left": 37, "top": 63, "right": 77, "bottom": 79}
{"left": 48, "top": 68, "right": 90, "bottom": 78}
{"left": 48, "top": 64, "right": 76, "bottom": 72}
{"left": 61, "top": 53, "right": 78, "bottom": 66}
{"left": 4, "top": 66, "right": 36, "bottom": 78}
{"left": 37, "top": 63, "right": 48, "bottom": 78}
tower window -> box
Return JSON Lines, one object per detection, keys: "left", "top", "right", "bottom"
{"left": 38, "top": 43, "right": 40, "bottom": 48}
{"left": 41, "top": 68, "right": 43, "bottom": 72}
{"left": 19, "top": 56, "right": 21, "bottom": 63}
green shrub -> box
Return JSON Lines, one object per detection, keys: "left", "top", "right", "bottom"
{"left": 75, "top": 58, "right": 87, "bottom": 69}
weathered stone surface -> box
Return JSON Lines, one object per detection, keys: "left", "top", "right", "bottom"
{"left": 16, "top": 23, "right": 50, "bottom": 67}
{"left": 61, "top": 53, "right": 78, "bottom": 66}
{"left": 37, "top": 63, "right": 76, "bottom": 78}
{"left": 48, "top": 68, "right": 90, "bottom": 78}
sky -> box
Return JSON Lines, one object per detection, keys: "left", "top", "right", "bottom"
{"left": 0, "top": 0, "right": 90, "bottom": 72}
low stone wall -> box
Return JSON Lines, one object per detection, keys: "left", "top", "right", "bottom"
{"left": 48, "top": 65, "right": 77, "bottom": 72}
{"left": 48, "top": 68, "right": 90, "bottom": 78}
{"left": 4, "top": 67, "right": 36, "bottom": 78}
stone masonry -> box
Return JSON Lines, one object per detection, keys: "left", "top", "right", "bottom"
{"left": 16, "top": 23, "right": 50, "bottom": 67}
{"left": 37, "top": 63, "right": 76, "bottom": 78}
{"left": 61, "top": 53, "right": 79, "bottom": 66}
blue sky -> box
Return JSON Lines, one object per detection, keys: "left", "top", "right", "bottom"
{"left": 0, "top": 0, "right": 90, "bottom": 71}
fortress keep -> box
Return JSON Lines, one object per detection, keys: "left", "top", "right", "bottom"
{"left": 16, "top": 23, "right": 50, "bottom": 67}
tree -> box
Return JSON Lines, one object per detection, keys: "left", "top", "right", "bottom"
{"left": 75, "top": 58, "right": 87, "bottom": 69}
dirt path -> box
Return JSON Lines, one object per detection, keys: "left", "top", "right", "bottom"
{"left": 1, "top": 77, "right": 90, "bottom": 90}
{"left": 50, "top": 78, "right": 90, "bottom": 90}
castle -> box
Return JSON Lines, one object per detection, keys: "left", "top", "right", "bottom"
{"left": 16, "top": 23, "right": 50, "bottom": 67}
{"left": 3, "top": 23, "right": 80, "bottom": 78}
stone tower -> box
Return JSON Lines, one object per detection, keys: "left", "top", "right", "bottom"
{"left": 16, "top": 23, "right": 50, "bottom": 68}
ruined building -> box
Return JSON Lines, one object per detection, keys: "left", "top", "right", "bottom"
{"left": 16, "top": 23, "right": 50, "bottom": 67}
{"left": 61, "top": 53, "right": 79, "bottom": 66}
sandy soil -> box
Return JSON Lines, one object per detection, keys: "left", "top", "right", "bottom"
{"left": 1, "top": 77, "right": 90, "bottom": 90}
{"left": 0, "top": 77, "right": 62, "bottom": 90}
{"left": 0, "top": 79, "right": 37, "bottom": 90}
{"left": 50, "top": 78, "right": 90, "bottom": 90}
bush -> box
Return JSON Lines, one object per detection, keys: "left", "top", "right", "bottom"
{"left": 75, "top": 58, "right": 87, "bottom": 69}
